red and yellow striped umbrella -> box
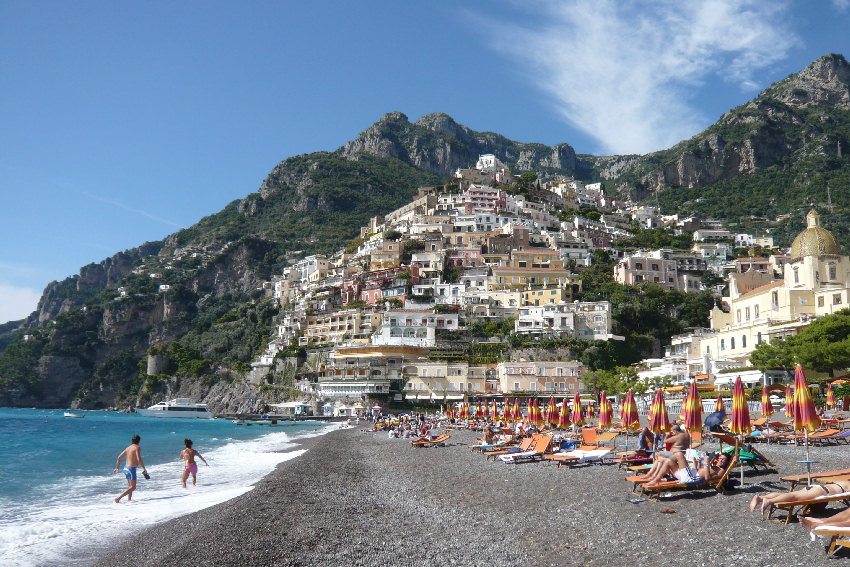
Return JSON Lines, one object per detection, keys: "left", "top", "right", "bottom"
{"left": 648, "top": 389, "right": 671, "bottom": 437}
{"left": 546, "top": 396, "right": 559, "bottom": 426}
{"left": 761, "top": 386, "right": 774, "bottom": 418}
{"left": 474, "top": 401, "right": 483, "bottom": 419}
{"left": 715, "top": 395, "right": 725, "bottom": 413}
{"left": 793, "top": 365, "right": 821, "bottom": 433}
{"left": 598, "top": 391, "right": 612, "bottom": 429}
{"left": 557, "top": 397, "right": 571, "bottom": 429}
{"left": 827, "top": 383, "right": 836, "bottom": 408}
{"left": 621, "top": 389, "right": 640, "bottom": 431}
{"left": 512, "top": 398, "right": 521, "bottom": 422}
{"left": 617, "top": 395, "right": 624, "bottom": 422}
{"left": 586, "top": 404, "right": 595, "bottom": 420}
{"left": 463, "top": 402, "right": 470, "bottom": 420}
{"left": 683, "top": 381, "right": 703, "bottom": 434}
{"left": 785, "top": 384, "right": 795, "bottom": 418}
{"left": 729, "top": 376, "right": 752, "bottom": 436}
{"left": 490, "top": 399, "right": 499, "bottom": 422}
{"left": 446, "top": 404, "right": 454, "bottom": 420}
{"left": 571, "top": 393, "right": 585, "bottom": 427}
{"left": 534, "top": 399, "right": 544, "bottom": 426}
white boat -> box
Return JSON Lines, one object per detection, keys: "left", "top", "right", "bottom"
{"left": 135, "top": 398, "right": 212, "bottom": 419}
{"left": 64, "top": 411, "right": 85, "bottom": 418}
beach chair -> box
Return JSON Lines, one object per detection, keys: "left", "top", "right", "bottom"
{"left": 766, "top": 491, "right": 850, "bottom": 525}
{"left": 781, "top": 468, "right": 850, "bottom": 491}
{"left": 578, "top": 428, "right": 600, "bottom": 450}
{"left": 713, "top": 432, "right": 776, "bottom": 472}
{"left": 499, "top": 434, "right": 552, "bottom": 464}
{"left": 597, "top": 431, "right": 619, "bottom": 446}
{"left": 485, "top": 435, "right": 535, "bottom": 460}
{"left": 613, "top": 450, "right": 653, "bottom": 470}
{"left": 545, "top": 447, "right": 612, "bottom": 468}
{"left": 410, "top": 434, "right": 450, "bottom": 447}
{"left": 811, "top": 525, "right": 850, "bottom": 558}
{"left": 638, "top": 452, "right": 739, "bottom": 501}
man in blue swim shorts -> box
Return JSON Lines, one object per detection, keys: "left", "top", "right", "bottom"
{"left": 113, "top": 434, "right": 147, "bottom": 503}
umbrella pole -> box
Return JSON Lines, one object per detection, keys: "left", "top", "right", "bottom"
{"left": 806, "top": 429, "right": 812, "bottom": 486}
{"left": 739, "top": 435, "right": 745, "bottom": 488}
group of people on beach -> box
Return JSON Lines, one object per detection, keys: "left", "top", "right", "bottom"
{"left": 112, "top": 435, "right": 208, "bottom": 503}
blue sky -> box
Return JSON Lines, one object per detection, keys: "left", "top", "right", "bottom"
{"left": 2, "top": 0, "right": 849, "bottom": 323}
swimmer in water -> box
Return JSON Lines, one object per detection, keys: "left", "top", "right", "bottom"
{"left": 180, "top": 438, "right": 208, "bottom": 488}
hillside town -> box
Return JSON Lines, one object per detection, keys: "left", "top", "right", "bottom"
{"left": 248, "top": 154, "right": 850, "bottom": 414}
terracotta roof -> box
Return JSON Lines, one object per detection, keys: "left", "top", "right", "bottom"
{"left": 739, "top": 279, "right": 784, "bottom": 299}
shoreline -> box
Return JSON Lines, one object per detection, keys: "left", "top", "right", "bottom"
{"left": 91, "top": 427, "right": 847, "bottom": 567}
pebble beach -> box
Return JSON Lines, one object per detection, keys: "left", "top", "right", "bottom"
{"left": 92, "top": 426, "right": 850, "bottom": 567}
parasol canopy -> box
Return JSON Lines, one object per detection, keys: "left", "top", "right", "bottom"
{"left": 586, "top": 404, "right": 595, "bottom": 419}
{"left": 490, "top": 399, "right": 499, "bottom": 422}
{"left": 546, "top": 396, "right": 559, "bottom": 426}
{"left": 786, "top": 384, "right": 794, "bottom": 418}
{"left": 475, "top": 401, "right": 484, "bottom": 419}
{"left": 648, "top": 389, "right": 671, "bottom": 437}
{"left": 761, "top": 386, "right": 774, "bottom": 418}
{"left": 827, "top": 383, "right": 836, "bottom": 408}
{"left": 715, "top": 395, "right": 725, "bottom": 413}
{"left": 621, "top": 389, "right": 640, "bottom": 430}
{"left": 682, "top": 381, "right": 703, "bottom": 434}
{"left": 557, "top": 397, "right": 571, "bottom": 429}
{"left": 513, "top": 398, "right": 521, "bottom": 422}
{"left": 793, "top": 364, "right": 821, "bottom": 433}
{"left": 571, "top": 393, "right": 585, "bottom": 427}
{"left": 729, "top": 376, "right": 752, "bottom": 436}
{"left": 598, "top": 391, "right": 612, "bottom": 429}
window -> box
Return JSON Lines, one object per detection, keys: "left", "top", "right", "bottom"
{"left": 835, "top": 294, "right": 843, "bottom": 305}
{"left": 793, "top": 267, "right": 799, "bottom": 284}
{"left": 737, "top": 310, "right": 741, "bottom": 323}
{"left": 741, "top": 335, "right": 746, "bottom": 348}
{"left": 720, "top": 339, "right": 725, "bottom": 351}
{"left": 557, "top": 368, "right": 564, "bottom": 377}
{"left": 421, "top": 368, "right": 428, "bottom": 377}
{"left": 569, "top": 383, "right": 575, "bottom": 390}
{"left": 829, "top": 263, "right": 837, "bottom": 280}
{"left": 529, "top": 382, "right": 537, "bottom": 391}
{"left": 652, "top": 263, "right": 659, "bottom": 271}
{"left": 745, "top": 307, "right": 750, "bottom": 321}
{"left": 755, "top": 305, "right": 759, "bottom": 318}
{"left": 513, "top": 382, "right": 520, "bottom": 392}
{"left": 757, "top": 332, "right": 762, "bottom": 345}
{"left": 730, "top": 337, "right": 735, "bottom": 349}
{"left": 818, "top": 296, "right": 825, "bottom": 307}
{"left": 635, "top": 262, "right": 643, "bottom": 270}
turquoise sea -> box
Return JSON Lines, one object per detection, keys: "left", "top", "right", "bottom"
{"left": 0, "top": 407, "right": 334, "bottom": 567}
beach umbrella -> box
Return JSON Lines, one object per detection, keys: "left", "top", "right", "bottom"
{"left": 761, "top": 386, "right": 774, "bottom": 418}
{"left": 621, "top": 389, "right": 640, "bottom": 450}
{"left": 513, "top": 398, "right": 521, "bottom": 422}
{"left": 526, "top": 399, "right": 536, "bottom": 425}
{"left": 546, "top": 396, "right": 559, "bottom": 426}
{"left": 490, "top": 400, "right": 498, "bottom": 422}
{"left": 571, "top": 393, "right": 585, "bottom": 428}
{"left": 586, "top": 404, "right": 595, "bottom": 420}
{"left": 598, "top": 391, "right": 612, "bottom": 430}
{"left": 827, "top": 383, "right": 836, "bottom": 408}
{"left": 446, "top": 404, "right": 454, "bottom": 420}
{"left": 793, "top": 364, "right": 822, "bottom": 485}
{"left": 715, "top": 395, "right": 725, "bottom": 413}
{"left": 682, "top": 381, "right": 703, "bottom": 446}
{"left": 785, "top": 384, "right": 794, "bottom": 418}
{"left": 729, "top": 376, "right": 752, "bottom": 487}
{"left": 557, "top": 397, "right": 571, "bottom": 429}
{"left": 531, "top": 399, "right": 541, "bottom": 426}
{"left": 617, "top": 395, "right": 624, "bottom": 423}
{"left": 704, "top": 410, "right": 726, "bottom": 429}
{"left": 648, "top": 389, "right": 671, "bottom": 440}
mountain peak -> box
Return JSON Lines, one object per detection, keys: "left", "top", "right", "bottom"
{"left": 765, "top": 52, "right": 850, "bottom": 110}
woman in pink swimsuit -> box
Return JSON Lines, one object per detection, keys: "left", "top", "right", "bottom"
{"left": 180, "top": 438, "right": 209, "bottom": 488}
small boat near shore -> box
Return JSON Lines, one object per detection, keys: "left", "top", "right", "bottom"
{"left": 64, "top": 411, "right": 85, "bottom": 418}
{"left": 135, "top": 398, "right": 212, "bottom": 419}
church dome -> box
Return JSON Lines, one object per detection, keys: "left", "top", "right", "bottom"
{"left": 790, "top": 210, "right": 842, "bottom": 259}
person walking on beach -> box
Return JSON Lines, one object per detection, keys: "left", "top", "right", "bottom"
{"left": 113, "top": 434, "right": 147, "bottom": 503}
{"left": 180, "top": 438, "right": 208, "bottom": 488}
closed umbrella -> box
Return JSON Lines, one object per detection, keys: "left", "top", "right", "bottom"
{"left": 513, "top": 399, "right": 521, "bottom": 423}
{"left": 682, "top": 381, "right": 703, "bottom": 447}
{"left": 586, "top": 404, "right": 595, "bottom": 420}
{"left": 761, "top": 386, "right": 774, "bottom": 418}
{"left": 490, "top": 400, "right": 499, "bottom": 423}
{"left": 621, "top": 389, "right": 640, "bottom": 450}
{"left": 827, "top": 383, "right": 836, "bottom": 409}
{"left": 715, "top": 395, "right": 725, "bottom": 413}
{"left": 786, "top": 384, "right": 794, "bottom": 418}
{"left": 475, "top": 401, "right": 483, "bottom": 419}
{"left": 729, "top": 376, "right": 752, "bottom": 487}
{"left": 546, "top": 396, "right": 559, "bottom": 427}
{"left": 571, "top": 393, "right": 585, "bottom": 428}
{"left": 534, "top": 399, "right": 544, "bottom": 427}
{"left": 598, "top": 391, "right": 612, "bottom": 430}
{"left": 648, "top": 389, "right": 671, "bottom": 443}
{"left": 793, "top": 364, "right": 822, "bottom": 485}
{"left": 557, "top": 397, "right": 571, "bottom": 429}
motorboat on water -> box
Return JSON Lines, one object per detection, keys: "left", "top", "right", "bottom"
{"left": 135, "top": 398, "right": 212, "bottom": 418}
{"left": 64, "top": 411, "right": 85, "bottom": 418}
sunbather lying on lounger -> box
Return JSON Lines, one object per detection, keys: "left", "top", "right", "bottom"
{"left": 642, "top": 452, "right": 730, "bottom": 487}
{"left": 749, "top": 479, "right": 850, "bottom": 515}
{"left": 800, "top": 506, "right": 850, "bottom": 531}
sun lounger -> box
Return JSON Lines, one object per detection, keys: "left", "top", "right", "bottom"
{"left": 713, "top": 432, "right": 776, "bottom": 472}
{"left": 811, "top": 525, "right": 850, "bottom": 557}
{"left": 638, "top": 452, "right": 738, "bottom": 501}
{"left": 596, "top": 431, "right": 619, "bottom": 446}
{"left": 499, "top": 435, "right": 552, "bottom": 464}
{"left": 485, "top": 435, "right": 535, "bottom": 460}
{"left": 767, "top": 491, "right": 850, "bottom": 525}
{"left": 470, "top": 439, "right": 509, "bottom": 452}
{"left": 781, "top": 469, "right": 850, "bottom": 491}
{"left": 544, "top": 448, "right": 612, "bottom": 468}
{"left": 410, "top": 434, "right": 450, "bottom": 447}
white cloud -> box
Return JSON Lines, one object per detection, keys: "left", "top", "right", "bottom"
{"left": 477, "top": 0, "right": 800, "bottom": 154}
{"left": 833, "top": 0, "right": 850, "bottom": 13}
{"left": 0, "top": 282, "right": 41, "bottom": 323}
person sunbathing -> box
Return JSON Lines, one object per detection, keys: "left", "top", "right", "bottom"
{"left": 800, "top": 506, "right": 850, "bottom": 531}
{"left": 749, "top": 479, "right": 850, "bottom": 515}
{"left": 643, "top": 452, "right": 730, "bottom": 487}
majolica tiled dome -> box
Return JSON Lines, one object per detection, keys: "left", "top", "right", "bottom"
{"left": 790, "top": 210, "right": 842, "bottom": 259}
